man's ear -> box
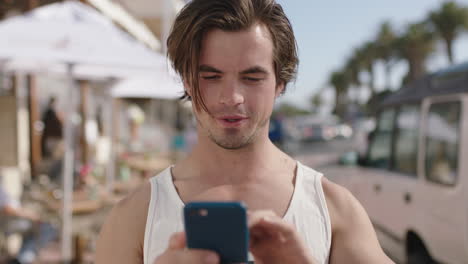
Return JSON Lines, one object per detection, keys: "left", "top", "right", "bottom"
{"left": 275, "top": 82, "right": 285, "bottom": 98}
{"left": 184, "top": 81, "right": 193, "bottom": 98}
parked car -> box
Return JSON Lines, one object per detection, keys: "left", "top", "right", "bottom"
{"left": 321, "top": 61, "right": 468, "bottom": 264}
{"left": 293, "top": 115, "right": 351, "bottom": 142}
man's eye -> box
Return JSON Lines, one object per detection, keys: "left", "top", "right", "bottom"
{"left": 244, "top": 77, "right": 263, "bottom": 82}
{"left": 202, "top": 75, "right": 220, "bottom": 80}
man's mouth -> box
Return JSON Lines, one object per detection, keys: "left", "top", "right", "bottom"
{"left": 217, "top": 116, "right": 248, "bottom": 126}
{"left": 224, "top": 118, "right": 241, "bottom": 123}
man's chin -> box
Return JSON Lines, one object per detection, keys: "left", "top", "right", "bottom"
{"left": 209, "top": 133, "right": 254, "bottom": 150}
{"left": 213, "top": 139, "right": 249, "bottom": 150}
{"left": 205, "top": 125, "right": 260, "bottom": 150}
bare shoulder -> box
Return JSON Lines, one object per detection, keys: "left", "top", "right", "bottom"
{"left": 114, "top": 180, "right": 152, "bottom": 214}
{"left": 320, "top": 177, "right": 375, "bottom": 237}
{"left": 320, "top": 177, "right": 394, "bottom": 264}
{"left": 320, "top": 177, "right": 361, "bottom": 231}
{"left": 95, "top": 181, "right": 152, "bottom": 264}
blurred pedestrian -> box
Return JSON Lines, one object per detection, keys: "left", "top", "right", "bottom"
{"left": 127, "top": 104, "right": 145, "bottom": 152}
{"left": 0, "top": 182, "right": 57, "bottom": 264}
{"left": 41, "top": 97, "right": 63, "bottom": 158}
{"left": 41, "top": 96, "right": 65, "bottom": 185}
{"left": 269, "top": 113, "right": 284, "bottom": 148}
{"left": 184, "top": 119, "right": 198, "bottom": 152}
{"left": 171, "top": 127, "right": 187, "bottom": 162}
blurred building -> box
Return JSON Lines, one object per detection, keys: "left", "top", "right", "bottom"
{"left": 88, "top": 0, "right": 187, "bottom": 52}
{"left": 0, "top": 0, "right": 189, "bottom": 194}
{"left": 0, "top": 2, "right": 192, "bottom": 263}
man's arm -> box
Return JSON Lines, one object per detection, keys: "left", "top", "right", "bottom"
{"left": 1, "top": 205, "right": 40, "bottom": 222}
{"left": 95, "top": 182, "right": 151, "bottom": 264}
{"left": 0, "top": 187, "right": 40, "bottom": 222}
{"left": 322, "top": 177, "right": 394, "bottom": 264}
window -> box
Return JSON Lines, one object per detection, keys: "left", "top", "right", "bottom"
{"left": 393, "top": 105, "right": 420, "bottom": 176}
{"left": 425, "top": 102, "right": 461, "bottom": 186}
{"left": 368, "top": 109, "right": 396, "bottom": 169}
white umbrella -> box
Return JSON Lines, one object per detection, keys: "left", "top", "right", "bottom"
{"left": 0, "top": 1, "right": 163, "bottom": 67}
{"left": 0, "top": 1, "right": 167, "bottom": 261}
{"left": 111, "top": 65, "right": 184, "bottom": 99}
{"left": 3, "top": 59, "right": 160, "bottom": 80}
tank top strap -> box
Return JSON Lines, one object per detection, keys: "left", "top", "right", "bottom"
{"left": 144, "top": 167, "right": 185, "bottom": 264}
{"left": 144, "top": 172, "right": 160, "bottom": 264}
{"left": 291, "top": 162, "right": 332, "bottom": 263}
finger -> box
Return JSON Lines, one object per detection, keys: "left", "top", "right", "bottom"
{"left": 250, "top": 214, "right": 295, "bottom": 244}
{"left": 157, "top": 248, "right": 220, "bottom": 264}
{"left": 255, "top": 216, "right": 295, "bottom": 241}
{"left": 249, "top": 226, "right": 269, "bottom": 248}
{"left": 168, "top": 232, "right": 186, "bottom": 250}
{"left": 178, "top": 248, "right": 220, "bottom": 264}
{"left": 250, "top": 222, "right": 286, "bottom": 245}
{"left": 248, "top": 210, "right": 277, "bottom": 228}
{"left": 250, "top": 225, "right": 269, "bottom": 242}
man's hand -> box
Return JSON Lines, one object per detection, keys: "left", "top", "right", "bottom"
{"left": 153, "top": 232, "right": 220, "bottom": 264}
{"left": 249, "top": 210, "right": 317, "bottom": 264}
{"left": 2, "top": 205, "right": 41, "bottom": 223}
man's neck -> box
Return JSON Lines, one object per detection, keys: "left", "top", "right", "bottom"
{"left": 175, "top": 135, "right": 293, "bottom": 185}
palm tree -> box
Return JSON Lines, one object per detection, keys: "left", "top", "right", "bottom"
{"left": 396, "top": 22, "right": 436, "bottom": 84}
{"left": 343, "top": 52, "right": 365, "bottom": 104}
{"left": 344, "top": 51, "right": 362, "bottom": 87}
{"left": 309, "top": 93, "right": 323, "bottom": 114}
{"left": 355, "top": 42, "right": 379, "bottom": 97}
{"left": 428, "top": 1, "right": 468, "bottom": 64}
{"left": 375, "top": 21, "right": 398, "bottom": 89}
{"left": 329, "top": 70, "right": 350, "bottom": 118}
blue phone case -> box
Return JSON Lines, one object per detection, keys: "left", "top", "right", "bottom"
{"left": 184, "top": 202, "right": 249, "bottom": 263}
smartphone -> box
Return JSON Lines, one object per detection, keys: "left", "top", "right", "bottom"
{"left": 184, "top": 201, "right": 249, "bottom": 263}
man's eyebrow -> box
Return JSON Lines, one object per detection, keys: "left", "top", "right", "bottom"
{"left": 199, "top": 65, "right": 223, "bottom": 73}
{"left": 240, "top": 66, "right": 269, "bottom": 75}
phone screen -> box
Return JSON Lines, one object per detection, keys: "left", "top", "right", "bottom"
{"left": 184, "top": 202, "right": 249, "bottom": 263}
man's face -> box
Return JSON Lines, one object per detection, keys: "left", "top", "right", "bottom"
{"left": 191, "top": 23, "right": 283, "bottom": 150}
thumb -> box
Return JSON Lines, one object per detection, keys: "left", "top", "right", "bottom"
{"left": 255, "top": 216, "right": 296, "bottom": 242}
{"left": 168, "top": 232, "right": 186, "bottom": 250}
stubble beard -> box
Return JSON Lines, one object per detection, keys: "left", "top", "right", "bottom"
{"left": 198, "top": 115, "right": 270, "bottom": 150}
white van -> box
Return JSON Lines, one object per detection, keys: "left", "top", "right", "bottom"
{"left": 322, "top": 62, "right": 468, "bottom": 264}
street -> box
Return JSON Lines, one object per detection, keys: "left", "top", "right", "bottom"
{"left": 287, "top": 138, "right": 355, "bottom": 168}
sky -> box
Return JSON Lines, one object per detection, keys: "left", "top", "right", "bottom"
{"left": 275, "top": 0, "right": 468, "bottom": 111}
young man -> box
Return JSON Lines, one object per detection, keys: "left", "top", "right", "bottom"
{"left": 96, "top": 0, "right": 394, "bottom": 263}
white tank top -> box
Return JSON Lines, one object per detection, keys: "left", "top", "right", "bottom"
{"left": 143, "top": 161, "right": 332, "bottom": 264}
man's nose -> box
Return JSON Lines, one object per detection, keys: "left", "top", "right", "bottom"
{"left": 219, "top": 81, "right": 244, "bottom": 106}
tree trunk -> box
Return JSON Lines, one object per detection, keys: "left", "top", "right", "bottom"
{"left": 368, "top": 66, "right": 376, "bottom": 97}
{"left": 444, "top": 37, "right": 454, "bottom": 65}
{"left": 384, "top": 62, "right": 392, "bottom": 90}
{"left": 408, "top": 57, "right": 426, "bottom": 83}
{"left": 334, "top": 89, "right": 347, "bottom": 119}
{"left": 334, "top": 90, "right": 341, "bottom": 116}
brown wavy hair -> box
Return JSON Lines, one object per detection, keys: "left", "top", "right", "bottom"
{"left": 167, "top": 0, "right": 299, "bottom": 112}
